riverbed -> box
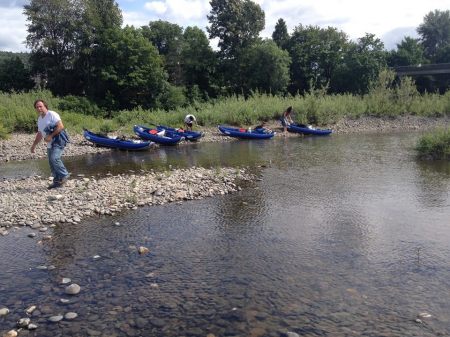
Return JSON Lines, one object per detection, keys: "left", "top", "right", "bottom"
{"left": 0, "top": 131, "right": 449, "bottom": 337}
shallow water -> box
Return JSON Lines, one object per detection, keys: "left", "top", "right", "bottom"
{"left": 1, "top": 133, "right": 449, "bottom": 336}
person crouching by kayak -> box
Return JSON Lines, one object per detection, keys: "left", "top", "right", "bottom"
{"left": 281, "top": 106, "right": 294, "bottom": 134}
{"left": 30, "top": 99, "right": 70, "bottom": 189}
{"left": 184, "top": 114, "right": 196, "bottom": 131}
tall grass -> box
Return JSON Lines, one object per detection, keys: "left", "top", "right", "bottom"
{"left": 1, "top": 75, "right": 449, "bottom": 137}
{"left": 416, "top": 127, "right": 450, "bottom": 160}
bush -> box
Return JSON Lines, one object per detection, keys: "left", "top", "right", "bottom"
{"left": 416, "top": 127, "right": 450, "bottom": 160}
{"left": 58, "top": 95, "right": 105, "bottom": 117}
{"left": 0, "top": 122, "right": 10, "bottom": 139}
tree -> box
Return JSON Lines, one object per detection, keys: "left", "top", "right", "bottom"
{"left": 387, "top": 36, "right": 426, "bottom": 67}
{"left": 287, "top": 25, "right": 348, "bottom": 94}
{"left": 240, "top": 40, "right": 291, "bottom": 95}
{"left": 207, "top": 0, "right": 265, "bottom": 59}
{"left": 333, "top": 34, "right": 388, "bottom": 94}
{"left": 181, "top": 26, "right": 217, "bottom": 99}
{"left": 0, "top": 57, "right": 34, "bottom": 93}
{"left": 77, "top": 0, "right": 123, "bottom": 97}
{"left": 418, "top": 10, "right": 450, "bottom": 61}
{"left": 272, "top": 18, "right": 289, "bottom": 49}
{"left": 141, "top": 20, "right": 184, "bottom": 85}
{"left": 24, "top": 0, "right": 83, "bottom": 95}
{"left": 91, "top": 26, "right": 167, "bottom": 111}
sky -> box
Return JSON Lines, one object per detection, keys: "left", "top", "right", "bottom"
{"left": 1, "top": 0, "right": 450, "bottom": 53}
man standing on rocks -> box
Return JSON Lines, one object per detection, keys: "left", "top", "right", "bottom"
{"left": 30, "top": 99, "right": 70, "bottom": 189}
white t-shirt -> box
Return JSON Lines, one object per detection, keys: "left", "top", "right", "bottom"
{"left": 37, "top": 110, "right": 61, "bottom": 148}
{"left": 184, "top": 114, "right": 196, "bottom": 124}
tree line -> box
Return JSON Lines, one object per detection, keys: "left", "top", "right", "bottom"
{"left": 1, "top": 0, "right": 450, "bottom": 114}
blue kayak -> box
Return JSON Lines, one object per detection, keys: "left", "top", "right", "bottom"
{"left": 157, "top": 125, "right": 204, "bottom": 141}
{"left": 218, "top": 125, "right": 275, "bottom": 139}
{"left": 133, "top": 125, "right": 184, "bottom": 145}
{"left": 83, "top": 129, "right": 152, "bottom": 150}
{"left": 287, "top": 123, "right": 332, "bottom": 136}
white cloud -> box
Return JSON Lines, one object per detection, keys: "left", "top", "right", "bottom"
{"left": 2, "top": 0, "right": 450, "bottom": 52}
{"left": 0, "top": 7, "right": 27, "bottom": 52}
{"left": 144, "top": 1, "right": 167, "bottom": 15}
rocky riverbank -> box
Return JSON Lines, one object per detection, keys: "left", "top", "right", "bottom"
{"left": 0, "top": 115, "right": 448, "bottom": 233}
{"left": 1, "top": 115, "right": 448, "bottom": 163}
{"left": 0, "top": 167, "right": 254, "bottom": 235}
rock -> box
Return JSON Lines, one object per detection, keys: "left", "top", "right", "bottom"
{"left": 48, "top": 315, "right": 63, "bottom": 322}
{"left": 64, "top": 312, "right": 78, "bottom": 320}
{"left": 65, "top": 283, "right": 81, "bottom": 295}
{"left": 138, "top": 246, "right": 149, "bottom": 255}
{"left": 26, "top": 305, "right": 36, "bottom": 315}
{"left": 61, "top": 278, "right": 71, "bottom": 284}
{"left": 27, "top": 323, "right": 38, "bottom": 330}
{"left": 17, "top": 317, "right": 30, "bottom": 328}
{"left": 0, "top": 307, "right": 9, "bottom": 316}
{"left": 27, "top": 233, "right": 36, "bottom": 238}
{"left": 3, "top": 330, "right": 18, "bottom": 337}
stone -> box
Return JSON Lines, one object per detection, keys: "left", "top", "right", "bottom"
{"left": 0, "top": 308, "right": 9, "bottom": 316}
{"left": 65, "top": 283, "right": 81, "bottom": 295}
{"left": 64, "top": 312, "right": 78, "bottom": 320}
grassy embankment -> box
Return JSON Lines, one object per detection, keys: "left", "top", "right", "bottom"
{"left": 0, "top": 75, "right": 449, "bottom": 140}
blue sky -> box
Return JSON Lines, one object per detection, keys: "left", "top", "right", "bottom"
{"left": 1, "top": 0, "right": 450, "bottom": 52}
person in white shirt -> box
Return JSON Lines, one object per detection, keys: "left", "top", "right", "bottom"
{"left": 30, "top": 99, "right": 69, "bottom": 189}
{"left": 184, "top": 114, "right": 196, "bottom": 131}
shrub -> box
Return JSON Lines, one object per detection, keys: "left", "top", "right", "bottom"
{"left": 416, "top": 127, "right": 450, "bottom": 160}
{"left": 58, "top": 95, "right": 105, "bottom": 117}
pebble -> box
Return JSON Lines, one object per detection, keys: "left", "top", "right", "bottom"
{"left": 138, "top": 246, "right": 150, "bottom": 255}
{"left": 3, "top": 330, "right": 18, "bottom": 337}
{"left": 64, "top": 312, "right": 78, "bottom": 320}
{"left": 0, "top": 308, "right": 9, "bottom": 316}
{"left": 28, "top": 323, "right": 38, "bottom": 330}
{"left": 48, "top": 315, "right": 64, "bottom": 322}
{"left": 26, "top": 305, "right": 36, "bottom": 315}
{"left": 16, "top": 317, "right": 30, "bottom": 328}
{"left": 61, "top": 278, "right": 71, "bottom": 284}
{"left": 65, "top": 283, "right": 81, "bottom": 295}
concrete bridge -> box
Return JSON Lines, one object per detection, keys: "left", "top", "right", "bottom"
{"left": 394, "top": 63, "right": 450, "bottom": 76}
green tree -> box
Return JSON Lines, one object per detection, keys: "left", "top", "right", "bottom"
{"left": 272, "top": 18, "right": 289, "bottom": 49}
{"left": 207, "top": 0, "right": 265, "bottom": 59}
{"left": 333, "top": 34, "right": 388, "bottom": 94}
{"left": 77, "top": 0, "right": 123, "bottom": 97}
{"left": 418, "top": 10, "right": 450, "bottom": 61}
{"left": 240, "top": 40, "right": 291, "bottom": 95}
{"left": 91, "top": 27, "right": 167, "bottom": 111}
{"left": 181, "top": 26, "right": 217, "bottom": 99}
{"left": 387, "top": 36, "right": 426, "bottom": 66}
{"left": 24, "top": 0, "right": 83, "bottom": 95}
{"left": 0, "top": 57, "right": 34, "bottom": 93}
{"left": 287, "top": 25, "right": 349, "bottom": 94}
{"left": 141, "top": 20, "right": 184, "bottom": 85}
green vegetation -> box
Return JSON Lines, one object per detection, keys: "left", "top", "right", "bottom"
{"left": 2, "top": 1, "right": 449, "bottom": 111}
{"left": 416, "top": 128, "right": 450, "bottom": 160}
{"left": 1, "top": 70, "right": 449, "bottom": 138}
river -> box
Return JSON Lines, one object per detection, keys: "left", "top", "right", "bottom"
{"left": 0, "top": 132, "right": 449, "bottom": 336}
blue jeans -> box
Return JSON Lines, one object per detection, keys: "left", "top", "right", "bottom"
{"left": 47, "top": 145, "right": 69, "bottom": 182}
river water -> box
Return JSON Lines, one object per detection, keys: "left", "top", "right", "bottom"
{"left": 1, "top": 132, "right": 449, "bottom": 337}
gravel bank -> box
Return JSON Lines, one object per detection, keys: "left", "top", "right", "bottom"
{"left": 0, "top": 167, "right": 254, "bottom": 233}
{"left": 0, "top": 115, "right": 447, "bottom": 232}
